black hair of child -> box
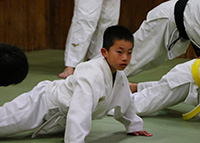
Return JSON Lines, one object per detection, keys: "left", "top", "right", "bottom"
{"left": 0, "top": 44, "right": 29, "bottom": 86}
{"left": 103, "top": 25, "right": 133, "bottom": 51}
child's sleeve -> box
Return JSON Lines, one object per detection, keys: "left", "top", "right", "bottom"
{"left": 64, "top": 73, "right": 101, "bottom": 143}
{"left": 114, "top": 102, "right": 143, "bottom": 133}
{"left": 113, "top": 72, "right": 144, "bottom": 133}
{"left": 64, "top": 78, "right": 93, "bottom": 142}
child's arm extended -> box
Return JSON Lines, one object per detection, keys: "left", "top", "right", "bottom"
{"left": 128, "top": 130, "right": 153, "bottom": 137}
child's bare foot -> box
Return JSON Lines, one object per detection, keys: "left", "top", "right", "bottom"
{"left": 129, "top": 83, "right": 138, "bottom": 93}
{"left": 58, "top": 67, "right": 75, "bottom": 79}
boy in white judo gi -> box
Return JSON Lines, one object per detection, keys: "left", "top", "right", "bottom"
{"left": 0, "top": 43, "right": 29, "bottom": 86}
{"left": 59, "top": 0, "right": 121, "bottom": 79}
{"left": 131, "top": 59, "right": 200, "bottom": 117}
{"left": 0, "top": 25, "right": 152, "bottom": 143}
{"left": 125, "top": 0, "right": 200, "bottom": 77}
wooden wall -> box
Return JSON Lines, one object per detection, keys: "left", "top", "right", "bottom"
{"left": 0, "top": 0, "right": 50, "bottom": 51}
{"left": 0, "top": 0, "right": 196, "bottom": 58}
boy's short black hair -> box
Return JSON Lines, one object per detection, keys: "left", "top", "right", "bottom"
{"left": 0, "top": 44, "right": 29, "bottom": 86}
{"left": 103, "top": 25, "right": 133, "bottom": 51}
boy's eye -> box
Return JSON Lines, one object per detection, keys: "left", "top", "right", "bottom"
{"left": 116, "top": 51, "right": 122, "bottom": 53}
{"left": 128, "top": 52, "right": 132, "bottom": 55}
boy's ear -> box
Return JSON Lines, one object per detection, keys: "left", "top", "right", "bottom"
{"left": 101, "top": 48, "right": 108, "bottom": 58}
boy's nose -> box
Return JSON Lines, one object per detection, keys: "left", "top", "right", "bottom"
{"left": 122, "top": 54, "right": 128, "bottom": 61}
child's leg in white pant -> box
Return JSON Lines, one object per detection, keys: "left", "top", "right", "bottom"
{"left": 0, "top": 81, "right": 49, "bottom": 137}
{"left": 133, "top": 80, "right": 190, "bottom": 116}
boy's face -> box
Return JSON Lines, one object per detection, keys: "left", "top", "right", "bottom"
{"left": 101, "top": 39, "right": 133, "bottom": 74}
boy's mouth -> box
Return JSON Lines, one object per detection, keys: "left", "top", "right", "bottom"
{"left": 120, "top": 64, "right": 127, "bottom": 68}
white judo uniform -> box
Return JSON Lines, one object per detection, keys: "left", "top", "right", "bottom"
{"left": 65, "top": 0, "right": 121, "bottom": 67}
{"left": 125, "top": 0, "right": 200, "bottom": 77}
{"left": 0, "top": 57, "right": 143, "bottom": 143}
{"left": 133, "top": 59, "right": 200, "bottom": 116}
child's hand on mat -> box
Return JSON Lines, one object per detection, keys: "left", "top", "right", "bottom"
{"left": 128, "top": 131, "right": 153, "bottom": 137}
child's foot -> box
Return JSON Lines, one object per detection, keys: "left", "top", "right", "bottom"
{"left": 58, "top": 67, "right": 74, "bottom": 79}
{"left": 129, "top": 83, "right": 138, "bottom": 93}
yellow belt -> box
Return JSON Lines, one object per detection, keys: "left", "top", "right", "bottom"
{"left": 182, "top": 59, "right": 200, "bottom": 120}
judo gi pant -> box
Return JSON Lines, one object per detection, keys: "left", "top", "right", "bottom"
{"left": 133, "top": 79, "right": 190, "bottom": 116}
{"left": 0, "top": 81, "right": 64, "bottom": 137}
{"left": 65, "top": 0, "right": 120, "bottom": 67}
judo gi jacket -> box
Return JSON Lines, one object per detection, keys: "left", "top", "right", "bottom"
{"left": 125, "top": 0, "right": 200, "bottom": 77}
{"left": 46, "top": 57, "right": 143, "bottom": 142}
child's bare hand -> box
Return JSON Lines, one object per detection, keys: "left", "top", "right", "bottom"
{"left": 128, "top": 131, "right": 153, "bottom": 137}
{"left": 129, "top": 83, "right": 138, "bottom": 93}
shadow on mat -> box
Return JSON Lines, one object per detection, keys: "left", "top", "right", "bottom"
{"left": 86, "top": 131, "right": 134, "bottom": 143}
{"left": 0, "top": 132, "right": 64, "bottom": 141}
{"left": 0, "top": 132, "right": 129, "bottom": 143}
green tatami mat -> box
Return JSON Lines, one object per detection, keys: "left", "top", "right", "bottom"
{"left": 0, "top": 49, "right": 199, "bottom": 143}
